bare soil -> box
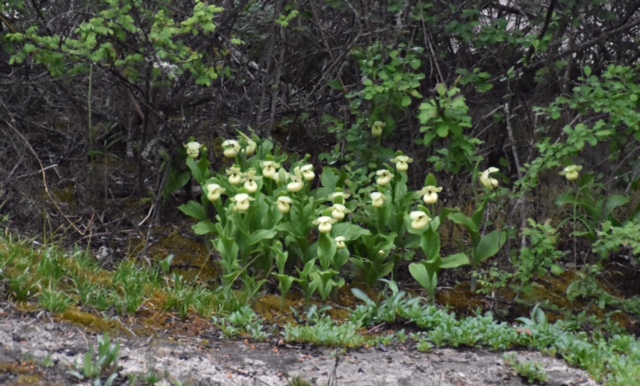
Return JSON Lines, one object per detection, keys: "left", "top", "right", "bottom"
{"left": 0, "top": 303, "right": 599, "bottom": 386}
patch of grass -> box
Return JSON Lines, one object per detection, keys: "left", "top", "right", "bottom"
{"left": 503, "top": 353, "right": 548, "bottom": 384}
{"left": 287, "top": 377, "right": 314, "bottom": 386}
{"left": 0, "top": 237, "right": 224, "bottom": 321}
{"left": 39, "top": 288, "right": 73, "bottom": 313}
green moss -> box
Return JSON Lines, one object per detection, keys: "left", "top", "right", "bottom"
{"left": 15, "top": 375, "right": 42, "bottom": 385}
{"left": 437, "top": 282, "right": 486, "bottom": 314}
{"left": 145, "top": 229, "right": 218, "bottom": 284}
{"left": 57, "top": 307, "right": 131, "bottom": 336}
{"left": 0, "top": 363, "right": 31, "bottom": 375}
{"left": 254, "top": 294, "right": 303, "bottom": 325}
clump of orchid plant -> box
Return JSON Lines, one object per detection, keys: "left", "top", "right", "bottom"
{"left": 178, "top": 135, "right": 509, "bottom": 303}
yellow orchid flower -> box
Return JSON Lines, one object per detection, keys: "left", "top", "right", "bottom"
{"left": 261, "top": 160, "right": 280, "bottom": 179}
{"left": 559, "top": 165, "right": 582, "bottom": 181}
{"left": 480, "top": 167, "right": 500, "bottom": 190}
{"left": 376, "top": 169, "right": 393, "bottom": 187}
{"left": 410, "top": 211, "right": 432, "bottom": 231}
{"left": 205, "top": 183, "right": 225, "bottom": 202}
{"left": 418, "top": 185, "right": 443, "bottom": 205}
{"left": 371, "top": 121, "right": 385, "bottom": 137}
{"left": 231, "top": 193, "right": 254, "bottom": 212}
{"left": 391, "top": 155, "right": 413, "bottom": 172}
{"left": 184, "top": 141, "right": 202, "bottom": 159}
{"left": 276, "top": 196, "right": 293, "bottom": 214}
{"left": 370, "top": 192, "right": 385, "bottom": 208}
{"left": 222, "top": 139, "right": 241, "bottom": 158}
{"left": 313, "top": 216, "right": 337, "bottom": 234}
{"left": 330, "top": 204, "right": 350, "bottom": 220}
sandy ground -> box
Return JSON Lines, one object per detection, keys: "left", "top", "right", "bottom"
{"left": 0, "top": 305, "right": 599, "bottom": 386}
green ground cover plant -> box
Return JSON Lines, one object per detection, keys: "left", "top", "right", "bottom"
{"left": 2, "top": 234, "right": 640, "bottom": 384}
{"left": 68, "top": 333, "right": 121, "bottom": 385}
{"left": 503, "top": 353, "right": 549, "bottom": 384}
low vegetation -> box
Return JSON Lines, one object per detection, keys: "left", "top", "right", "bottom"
{"left": 2, "top": 235, "right": 640, "bottom": 385}
{"left": 2, "top": 0, "right": 640, "bottom": 384}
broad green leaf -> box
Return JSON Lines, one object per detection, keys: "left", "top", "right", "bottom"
{"left": 351, "top": 288, "right": 375, "bottom": 306}
{"left": 556, "top": 192, "right": 580, "bottom": 207}
{"left": 275, "top": 222, "right": 303, "bottom": 237}
{"left": 186, "top": 157, "right": 203, "bottom": 183}
{"left": 410, "top": 89, "right": 423, "bottom": 98}
{"left": 430, "top": 215, "right": 441, "bottom": 231}
{"left": 248, "top": 229, "right": 277, "bottom": 246}
{"left": 420, "top": 227, "right": 440, "bottom": 259}
{"left": 394, "top": 173, "right": 408, "bottom": 203}
{"left": 332, "top": 222, "right": 372, "bottom": 240}
{"left": 271, "top": 241, "right": 289, "bottom": 273}
{"left": 409, "top": 263, "right": 436, "bottom": 293}
{"left": 439, "top": 253, "right": 469, "bottom": 269}
{"left": 164, "top": 170, "right": 191, "bottom": 194}
{"left": 178, "top": 200, "right": 207, "bottom": 221}
{"left": 550, "top": 264, "right": 564, "bottom": 276}
{"left": 373, "top": 262, "right": 394, "bottom": 281}
{"left": 310, "top": 270, "right": 342, "bottom": 300}
{"left": 319, "top": 167, "right": 341, "bottom": 190}
{"left": 602, "top": 195, "right": 629, "bottom": 219}
{"left": 424, "top": 173, "right": 438, "bottom": 187}
{"left": 333, "top": 249, "right": 350, "bottom": 271}
{"left": 317, "top": 233, "right": 337, "bottom": 270}
{"left": 448, "top": 212, "right": 479, "bottom": 234}
{"left": 192, "top": 220, "right": 216, "bottom": 235}
{"left": 474, "top": 230, "right": 507, "bottom": 264}
{"left": 471, "top": 199, "right": 488, "bottom": 226}
{"left": 213, "top": 237, "right": 239, "bottom": 266}
{"left": 274, "top": 274, "right": 296, "bottom": 295}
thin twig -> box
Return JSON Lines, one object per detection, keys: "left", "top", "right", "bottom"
{"left": 1, "top": 118, "right": 86, "bottom": 237}
{"left": 138, "top": 204, "right": 155, "bottom": 227}
{"left": 504, "top": 103, "right": 523, "bottom": 180}
{"left": 503, "top": 103, "right": 529, "bottom": 257}
{"left": 327, "top": 353, "right": 340, "bottom": 386}
{"left": 1, "top": 164, "right": 59, "bottom": 183}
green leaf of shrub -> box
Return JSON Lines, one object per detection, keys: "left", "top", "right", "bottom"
{"left": 436, "top": 124, "right": 449, "bottom": 137}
